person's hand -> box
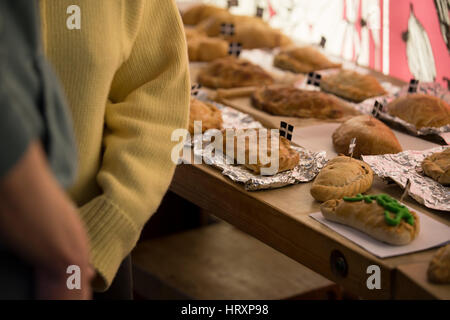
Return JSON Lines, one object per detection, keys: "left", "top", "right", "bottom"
{"left": 0, "top": 141, "right": 94, "bottom": 300}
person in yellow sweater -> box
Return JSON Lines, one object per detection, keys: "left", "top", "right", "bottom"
{"left": 39, "top": 0, "right": 190, "bottom": 296}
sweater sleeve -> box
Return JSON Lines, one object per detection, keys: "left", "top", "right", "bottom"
{"left": 79, "top": 0, "right": 190, "bottom": 291}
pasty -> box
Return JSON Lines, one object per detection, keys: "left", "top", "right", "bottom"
{"left": 320, "top": 70, "right": 386, "bottom": 102}
{"left": 274, "top": 46, "right": 341, "bottom": 73}
{"left": 386, "top": 94, "right": 450, "bottom": 129}
{"left": 332, "top": 115, "right": 402, "bottom": 158}
{"left": 217, "top": 128, "right": 299, "bottom": 175}
{"left": 251, "top": 85, "right": 358, "bottom": 119}
{"left": 321, "top": 194, "right": 420, "bottom": 245}
{"left": 189, "top": 98, "right": 223, "bottom": 135}
{"left": 198, "top": 56, "right": 274, "bottom": 89}
{"left": 428, "top": 244, "right": 450, "bottom": 284}
{"left": 311, "top": 156, "right": 373, "bottom": 202}
{"left": 421, "top": 148, "right": 450, "bottom": 185}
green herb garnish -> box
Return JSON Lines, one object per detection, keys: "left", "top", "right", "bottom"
{"left": 343, "top": 194, "right": 414, "bottom": 226}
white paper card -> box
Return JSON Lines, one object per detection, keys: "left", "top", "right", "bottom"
{"left": 310, "top": 211, "right": 450, "bottom": 258}
{"left": 292, "top": 123, "right": 439, "bottom": 160}
{"left": 440, "top": 132, "right": 450, "bottom": 145}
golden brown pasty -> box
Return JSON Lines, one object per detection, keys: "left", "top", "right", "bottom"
{"left": 195, "top": 12, "right": 290, "bottom": 49}
{"left": 195, "top": 11, "right": 268, "bottom": 37}
{"left": 251, "top": 85, "right": 358, "bottom": 119}
{"left": 185, "top": 28, "right": 203, "bottom": 40}
{"left": 182, "top": 4, "right": 228, "bottom": 25}
{"left": 186, "top": 31, "right": 229, "bottom": 62}
{"left": 274, "top": 46, "right": 341, "bottom": 73}
{"left": 421, "top": 148, "right": 450, "bottom": 185}
{"left": 386, "top": 94, "right": 450, "bottom": 129}
{"left": 428, "top": 244, "right": 450, "bottom": 284}
{"left": 218, "top": 128, "right": 299, "bottom": 175}
{"left": 310, "top": 156, "right": 373, "bottom": 202}
{"left": 332, "top": 115, "right": 402, "bottom": 158}
{"left": 189, "top": 98, "right": 223, "bottom": 135}
{"left": 321, "top": 194, "right": 420, "bottom": 245}
{"left": 198, "top": 56, "right": 274, "bottom": 89}
{"left": 320, "top": 70, "right": 386, "bottom": 102}
{"left": 220, "top": 22, "right": 292, "bottom": 49}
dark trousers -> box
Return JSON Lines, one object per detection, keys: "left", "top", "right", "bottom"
{"left": 0, "top": 246, "right": 34, "bottom": 299}
{"left": 93, "top": 255, "right": 133, "bottom": 300}
{"left": 0, "top": 246, "right": 133, "bottom": 300}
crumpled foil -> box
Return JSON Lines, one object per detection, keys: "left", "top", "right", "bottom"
{"left": 362, "top": 146, "right": 450, "bottom": 212}
{"left": 357, "top": 82, "right": 450, "bottom": 139}
{"left": 194, "top": 145, "right": 327, "bottom": 191}
{"left": 187, "top": 99, "right": 327, "bottom": 191}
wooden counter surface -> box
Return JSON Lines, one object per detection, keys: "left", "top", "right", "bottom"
{"left": 170, "top": 57, "right": 450, "bottom": 299}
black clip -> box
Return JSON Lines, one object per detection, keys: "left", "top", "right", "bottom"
{"left": 220, "top": 23, "right": 235, "bottom": 36}
{"left": 227, "top": 0, "right": 239, "bottom": 8}
{"left": 319, "top": 36, "right": 327, "bottom": 48}
{"left": 408, "top": 79, "right": 419, "bottom": 93}
{"left": 371, "top": 100, "right": 384, "bottom": 118}
{"left": 256, "top": 6, "right": 264, "bottom": 18}
{"left": 280, "top": 121, "right": 294, "bottom": 141}
{"left": 228, "top": 42, "right": 242, "bottom": 57}
{"left": 443, "top": 77, "right": 450, "bottom": 91}
{"left": 307, "top": 72, "right": 321, "bottom": 87}
{"left": 191, "top": 83, "right": 202, "bottom": 96}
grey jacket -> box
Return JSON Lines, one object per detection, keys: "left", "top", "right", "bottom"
{"left": 0, "top": 0, "right": 77, "bottom": 186}
{"left": 0, "top": 1, "right": 77, "bottom": 299}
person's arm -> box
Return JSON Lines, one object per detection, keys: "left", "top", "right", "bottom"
{"left": 0, "top": 141, "right": 93, "bottom": 299}
{"left": 78, "top": 0, "right": 190, "bottom": 290}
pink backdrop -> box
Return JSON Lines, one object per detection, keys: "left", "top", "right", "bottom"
{"left": 389, "top": 0, "right": 449, "bottom": 86}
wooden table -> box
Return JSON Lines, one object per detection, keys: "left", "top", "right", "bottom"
{"left": 169, "top": 59, "right": 450, "bottom": 300}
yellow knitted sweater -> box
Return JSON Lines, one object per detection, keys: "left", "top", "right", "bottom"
{"left": 39, "top": 0, "right": 190, "bottom": 291}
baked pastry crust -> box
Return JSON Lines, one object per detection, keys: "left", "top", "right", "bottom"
{"left": 198, "top": 57, "right": 274, "bottom": 89}
{"left": 251, "top": 85, "right": 358, "bottom": 119}
{"left": 320, "top": 70, "right": 386, "bottom": 102}
{"left": 421, "top": 148, "right": 450, "bottom": 185}
{"left": 311, "top": 156, "right": 373, "bottom": 202}
{"left": 218, "top": 128, "right": 299, "bottom": 175}
{"left": 320, "top": 197, "right": 420, "bottom": 245}
{"left": 428, "top": 244, "right": 450, "bottom": 284}
{"left": 186, "top": 30, "right": 229, "bottom": 62}
{"left": 195, "top": 12, "right": 290, "bottom": 49}
{"left": 220, "top": 22, "right": 291, "bottom": 49}
{"left": 195, "top": 12, "right": 268, "bottom": 37}
{"left": 182, "top": 4, "right": 228, "bottom": 25}
{"left": 386, "top": 94, "right": 450, "bottom": 129}
{"left": 189, "top": 98, "right": 223, "bottom": 135}
{"left": 274, "top": 46, "right": 341, "bottom": 73}
{"left": 332, "top": 115, "right": 402, "bottom": 158}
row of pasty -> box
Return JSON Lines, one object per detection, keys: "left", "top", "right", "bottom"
{"left": 189, "top": 97, "right": 450, "bottom": 254}
{"left": 189, "top": 101, "right": 449, "bottom": 258}
{"left": 190, "top": 98, "right": 449, "bottom": 186}
{"left": 191, "top": 90, "right": 449, "bottom": 164}
{"left": 196, "top": 57, "right": 450, "bottom": 128}
{"left": 197, "top": 56, "right": 386, "bottom": 102}
{"left": 183, "top": 4, "right": 291, "bottom": 52}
